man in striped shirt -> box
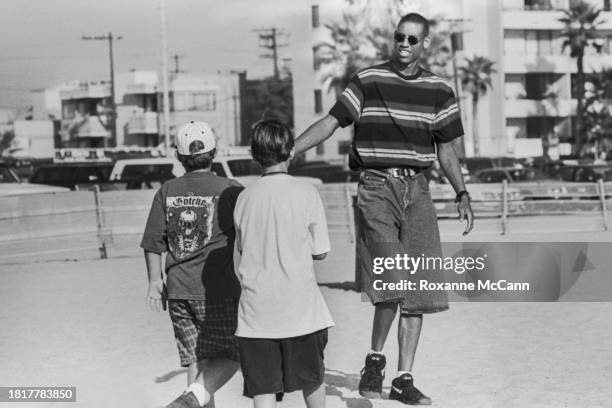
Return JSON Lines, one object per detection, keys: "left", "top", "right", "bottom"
{"left": 296, "top": 12, "right": 474, "bottom": 406}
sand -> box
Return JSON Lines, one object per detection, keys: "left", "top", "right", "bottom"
{"left": 1, "top": 232, "right": 611, "bottom": 408}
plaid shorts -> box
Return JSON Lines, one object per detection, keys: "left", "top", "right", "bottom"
{"left": 168, "top": 297, "right": 239, "bottom": 367}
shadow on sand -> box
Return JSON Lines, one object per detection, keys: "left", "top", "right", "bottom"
{"left": 319, "top": 281, "right": 359, "bottom": 292}
{"left": 325, "top": 368, "right": 388, "bottom": 408}
{"left": 155, "top": 369, "right": 188, "bottom": 383}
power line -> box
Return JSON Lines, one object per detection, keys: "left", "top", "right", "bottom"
{"left": 82, "top": 32, "right": 123, "bottom": 148}
{"left": 252, "top": 28, "right": 289, "bottom": 79}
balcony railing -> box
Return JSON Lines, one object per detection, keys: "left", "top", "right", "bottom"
{"left": 61, "top": 116, "right": 110, "bottom": 139}
{"left": 127, "top": 112, "right": 159, "bottom": 135}
{"left": 505, "top": 98, "right": 575, "bottom": 117}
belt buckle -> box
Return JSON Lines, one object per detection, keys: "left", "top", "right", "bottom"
{"left": 389, "top": 167, "right": 416, "bottom": 178}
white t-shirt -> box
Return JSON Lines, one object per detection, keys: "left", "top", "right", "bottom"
{"left": 233, "top": 174, "right": 334, "bottom": 338}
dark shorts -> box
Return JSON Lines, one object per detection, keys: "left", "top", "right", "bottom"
{"left": 238, "top": 328, "right": 328, "bottom": 398}
{"left": 356, "top": 170, "right": 449, "bottom": 314}
{"left": 168, "top": 297, "right": 239, "bottom": 367}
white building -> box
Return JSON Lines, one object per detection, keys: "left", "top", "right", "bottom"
{"left": 292, "top": 0, "right": 612, "bottom": 161}
{"left": 48, "top": 70, "right": 243, "bottom": 149}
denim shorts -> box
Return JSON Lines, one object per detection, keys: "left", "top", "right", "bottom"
{"left": 356, "top": 169, "right": 449, "bottom": 314}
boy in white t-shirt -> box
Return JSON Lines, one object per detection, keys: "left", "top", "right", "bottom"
{"left": 233, "top": 120, "right": 334, "bottom": 408}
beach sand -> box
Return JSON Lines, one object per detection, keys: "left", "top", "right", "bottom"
{"left": 1, "top": 233, "right": 611, "bottom": 408}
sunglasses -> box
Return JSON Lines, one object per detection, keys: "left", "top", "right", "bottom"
{"left": 394, "top": 31, "right": 422, "bottom": 46}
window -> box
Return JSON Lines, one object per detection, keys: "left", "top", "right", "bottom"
{"left": 537, "top": 30, "right": 553, "bottom": 55}
{"left": 314, "top": 89, "right": 323, "bottom": 114}
{"left": 478, "top": 170, "right": 510, "bottom": 183}
{"left": 605, "top": 0, "right": 611, "bottom": 11}
{"left": 450, "top": 32, "right": 463, "bottom": 52}
{"left": 338, "top": 140, "right": 351, "bottom": 155}
{"left": 524, "top": 0, "right": 552, "bottom": 10}
{"left": 211, "top": 162, "right": 226, "bottom": 177}
{"left": 173, "top": 92, "right": 216, "bottom": 111}
{"left": 313, "top": 47, "right": 320, "bottom": 70}
{"left": 0, "top": 165, "right": 19, "bottom": 183}
{"left": 316, "top": 143, "right": 325, "bottom": 155}
{"left": 525, "top": 73, "right": 556, "bottom": 99}
{"left": 526, "top": 117, "right": 555, "bottom": 139}
{"left": 192, "top": 92, "right": 216, "bottom": 111}
{"left": 311, "top": 5, "right": 320, "bottom": 28}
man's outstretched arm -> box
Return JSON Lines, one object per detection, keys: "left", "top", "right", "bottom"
{"left": 295, "top": 115, "right": 340, "bottom": 154}
{"left": 437, "top": 138, "right": 474, "bottom": 235}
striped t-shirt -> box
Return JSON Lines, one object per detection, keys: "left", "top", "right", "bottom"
{"left": 329, "top": 62, "right": 464, "bottom": 169}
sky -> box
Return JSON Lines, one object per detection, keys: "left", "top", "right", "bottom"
{"left": 0, "top": 0, "right": 459, "bottom": 111}
{"left": 0, "top": 0, "right": 311, "bottom": 109}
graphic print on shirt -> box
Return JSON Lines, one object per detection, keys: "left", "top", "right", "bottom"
{"left": 166, "top": 194, "right": 216, "bottom": 259}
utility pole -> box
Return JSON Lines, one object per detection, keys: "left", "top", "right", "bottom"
{"left": 441, "top": 18, "right": 469, "bottom": 157}
{"left": 253, "top": 28, "right": 288, "bottom": 79}
{"left": 171, "top": 54, "right": 185, "bottom": 76}
{"left": 82, "top": 33, "right": 123, "bottom": 147}
{"left": 160, "top": 0, "right": 170, "bottom": 153}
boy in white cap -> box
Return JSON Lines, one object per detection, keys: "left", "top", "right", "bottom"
{"left": 141, "top": 121, "right": 243, "bottom": 408}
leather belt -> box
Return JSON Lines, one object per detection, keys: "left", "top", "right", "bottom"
{"left": 374, "top": 167, "right": 424, "bottom": 178}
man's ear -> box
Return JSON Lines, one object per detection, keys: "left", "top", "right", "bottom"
{"left": 289, "top": 147, "right": 295, "bottom": 159}
{"left": 423, "top": 36, "right": 431, "bottom": 50}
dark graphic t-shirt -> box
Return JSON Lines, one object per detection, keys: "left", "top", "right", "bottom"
{"left": 140, "top": 171, "right": 243, "bottom": 300}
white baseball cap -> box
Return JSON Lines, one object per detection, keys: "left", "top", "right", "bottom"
{"left": 175, "top": 121, "right": 216, "bottom": 155}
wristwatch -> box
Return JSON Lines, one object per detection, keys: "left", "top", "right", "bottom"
{"left": 455, "top": 190, "right": 471, "bottom": 203}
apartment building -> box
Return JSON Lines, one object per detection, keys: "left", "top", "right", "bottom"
{"left": 293, "top": 0, "right": 612, "bottom": 160}
{"left": 59, "top": 80, "right": 116, "bottom": 148}
{"left": 122, "top": 70, "right": 243, "bottom": 149}
{"left": 51, "top": 70, "right": 243, "bottom": 149}
{"left": 504, "top": 0, "right": 612, "bottom": 157}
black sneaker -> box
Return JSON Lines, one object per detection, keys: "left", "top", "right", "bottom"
{"left": 165, "top": 391, "right": 201, "bottom": 408}
{"left": 358, "top": 353, "right": 386, "bottom": 399}
{"left": 389, "top": 373, "right": 432, "bottom": 405}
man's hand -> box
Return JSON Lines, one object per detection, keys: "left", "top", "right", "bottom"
{"left": 147, "top": 279, "right": 166, "bottom": 312}
{"left": 457, "top": 196, "right": 474, "bottom": 236}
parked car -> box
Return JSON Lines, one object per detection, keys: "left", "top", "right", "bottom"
{"left": 322, "top": 169, "right": 360, "bottom": 183}
{"left": 473, "top": 167, "right": 569, "bottom": 200}
{"left": 110, "top": 157, "right": 179, "bottom": 189}
{"left": 474, "top": 167, "right": 551, "bottom": 183}
{"left": 461, "top": 157, "right": 523, "bottom": 174}
{"left": 0, "top": 161, "right": 70, "bottom": 196}
{"left": 29, "top": 162, "right": 117, "bottom": 191}
{"left": 110, "top": 154, "right": 322, "bottom": 189}
{"left": 558, "top": 164, "right": 612, "bottom": 182}
{"left": 289, "top": 161, "right": 344, "bottom": 181}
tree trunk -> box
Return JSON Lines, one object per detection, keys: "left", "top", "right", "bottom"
{"left": 472, "top": 92, "right": 480, "bottom": 157}
{"left": 575, "top": 54, "right": 585, "bottom": 156}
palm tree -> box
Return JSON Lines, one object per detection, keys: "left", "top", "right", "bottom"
{"left": 583, "top": 68, "right": 612, "bottom": 156}
{"left": 315, "top": 10, "right": 374, "bottom": 96}
{"left": 458, "top": 55, "right": 496, "bottom": 157}
{"left": 559, "top": 0, "right": 604, "bottom": 155}
{"left": 314, "top": 0, "right": 453, "bottom": 97}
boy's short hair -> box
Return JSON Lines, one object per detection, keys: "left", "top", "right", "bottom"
{"left": 176, "top": 149, "right": 216, "bottom": 172}
{"left": 397, "top": 13, "right": 430, "bottom": 37}
{"left": 251, "top": 120, "right": 294, "bottom": 167}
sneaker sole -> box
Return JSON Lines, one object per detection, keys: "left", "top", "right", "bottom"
{"left": 389, "top": 395, "right": 432, "bottom": 405}
{"left": 359, "top": 390, "right": 382, "bottom": 399}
